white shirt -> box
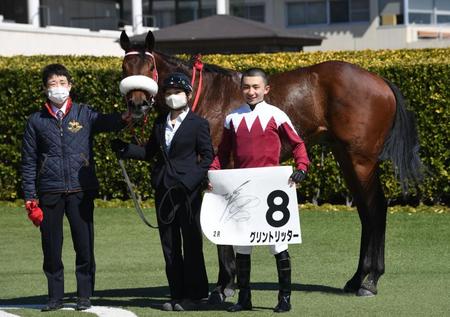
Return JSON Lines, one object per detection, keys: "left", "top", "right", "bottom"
{"left": 165, "top": 107, "right": 189, "bottom": 150}
{"left": 50, "top": 101, "right": 68, "bottom": 117}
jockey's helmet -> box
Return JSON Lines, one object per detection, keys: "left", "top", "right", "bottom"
{"left": 162, "top": 72, "right": 193, "bottom": 93}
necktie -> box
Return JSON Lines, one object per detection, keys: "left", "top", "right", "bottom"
{"left": 56, "top": 110, "right": 63, "bottom": 122}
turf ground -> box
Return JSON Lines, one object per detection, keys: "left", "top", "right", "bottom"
{"left": 1, "top": 205, "right": 449, "bottom": 316}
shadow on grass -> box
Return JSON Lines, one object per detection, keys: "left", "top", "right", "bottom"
{"left": 254, "top": 282, "right": 346, "bottom": 294}
{"left": 0, "top": 282, "right": 347, "bottom": 311}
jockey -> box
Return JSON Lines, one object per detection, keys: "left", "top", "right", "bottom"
{"left": 210, "top": 68, "right": 310, "bottom": 313}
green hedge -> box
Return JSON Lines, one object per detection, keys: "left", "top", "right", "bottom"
{"left": 0, "top": 49, "right": 448, "bottom": 204}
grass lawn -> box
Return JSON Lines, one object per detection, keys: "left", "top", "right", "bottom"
{"left": 0, "top": 205, "right": 449, "bottom": 316}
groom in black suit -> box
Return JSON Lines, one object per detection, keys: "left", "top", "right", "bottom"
{"left": 112, "top": 73, "right": 213, "bottom": 311}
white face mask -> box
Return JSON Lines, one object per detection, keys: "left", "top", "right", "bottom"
{"left": 47, "top": 86, "right": 70, "bottom": 105}
{"left": 165, "top": 93, "right": 188, "bottom": 110}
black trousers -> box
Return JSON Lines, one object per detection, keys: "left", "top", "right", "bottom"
{"left": 39, "top": 190, "right": 96, "bottom": 300}
{"left": 155, "top": 186, "right": 209, "bottom": 300}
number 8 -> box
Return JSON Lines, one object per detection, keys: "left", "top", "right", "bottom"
{"left": 266, "top": 190, "right": 290, "bottom": 227}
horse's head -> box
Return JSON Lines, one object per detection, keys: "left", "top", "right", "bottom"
{"left": 119, "top": 31, "right": 158, "bottom": 120}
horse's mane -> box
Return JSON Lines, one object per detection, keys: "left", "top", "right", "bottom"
{"left": 155, "top": 51, "right": 235, "bottom": 77}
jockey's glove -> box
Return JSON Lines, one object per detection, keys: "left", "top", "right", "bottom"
{"left": 290, "top": 169, "right": 307, "bottom": 184}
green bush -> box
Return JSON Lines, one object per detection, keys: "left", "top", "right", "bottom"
{"left": 0, "top": 49, "right": 448, "bottom": 204}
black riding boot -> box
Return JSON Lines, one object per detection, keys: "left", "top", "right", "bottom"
{"left": 227, "top": 253, "right": 252, "bottom": 312}
{"left": 274, "top": 250, "right": 292, "bottom": 313}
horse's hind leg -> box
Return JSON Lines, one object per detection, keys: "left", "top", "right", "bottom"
{"left": 350, "top": 170, "right": 387, "bottom": 296}
{"left": 333, "top": 147, "right": 387, "bottom": 296}
{"left": 209, "top": 245, "right": 236, "bottom": 303}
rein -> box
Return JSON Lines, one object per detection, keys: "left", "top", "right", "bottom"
{"left": 190, "top": 54, "right": 204, "bottom": 112}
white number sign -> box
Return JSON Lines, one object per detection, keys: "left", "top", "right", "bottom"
{"left": 200, "top": 166, "right": 302, "bottom": 246}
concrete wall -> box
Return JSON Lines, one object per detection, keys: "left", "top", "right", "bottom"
{"left": 0, "top": 19, "right": 157, "bottom": 56}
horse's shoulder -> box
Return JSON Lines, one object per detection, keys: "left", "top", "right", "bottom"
{"left": 189, "top": 111, "right": 207, "bottom": 123}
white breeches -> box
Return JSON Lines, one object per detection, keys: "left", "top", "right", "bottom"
{"left": 233, "top": 243, "right": 288, "bottom": 255}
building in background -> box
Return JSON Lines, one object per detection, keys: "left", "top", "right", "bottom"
{"left": 1, "top": 0, "right": 449, "bottom": 56}
{"left": 129, "top": 14, "right": 323, "bottom": 54}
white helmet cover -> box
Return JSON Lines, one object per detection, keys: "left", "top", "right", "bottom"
{"left": 119, "top": 75, "right": 158, "bottom": 96}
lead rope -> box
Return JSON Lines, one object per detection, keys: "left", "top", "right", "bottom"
{"left": 116, "top": 114, "right": 159, "bottom": 228}
{"left": 157, "top": 184, "right": 193, "bottom": 225}
{"left": 117, "top": 155, "right": 158, "bottom": 229}
{"left": 116, "top": 50, "right": 160, "bottom": 228}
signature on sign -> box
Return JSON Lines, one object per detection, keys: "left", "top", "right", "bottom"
{"left": 221, "top": 180, "right": 260, "bottom": 223}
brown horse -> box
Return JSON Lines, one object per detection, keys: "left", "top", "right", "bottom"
{"left": 118, "top": 30, "right": 422, "bottom": 297}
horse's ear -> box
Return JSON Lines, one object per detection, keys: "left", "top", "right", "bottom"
{"left": 120, "top": 31, "right": 130, "bottom": 51}
{"left": 145, "top": 31, "right": 155, "bottom": 52}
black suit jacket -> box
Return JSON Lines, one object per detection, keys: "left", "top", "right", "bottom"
{"left": 123, "top": 110, "right": 214, "bottom": 191}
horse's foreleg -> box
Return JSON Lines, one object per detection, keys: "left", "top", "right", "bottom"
{"left": 333, "top": 148, "right": 387, "bottom": 296}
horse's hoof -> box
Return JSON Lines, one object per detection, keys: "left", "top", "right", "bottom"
{"left": 357, "top": 281, "right": 377, "bottom": 297}
{"left": 207, "top": 291, "right": 224, "bottom": 305}
{"left": 357, "top": 287, "right": 376, "bottom": 297}
{"left": 224, "top": 287, "right": 236, "bottom": 298}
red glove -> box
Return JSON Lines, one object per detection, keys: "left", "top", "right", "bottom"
{"left": 25, "top": 200, "right": 44, "bottom": 227}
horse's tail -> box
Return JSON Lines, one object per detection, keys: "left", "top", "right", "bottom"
{"left": 380, "top": 80, "right": 423, "bottom": 192}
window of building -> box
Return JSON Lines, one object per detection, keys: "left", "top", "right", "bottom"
{"left": 330, "top": 0, "right": 349, "bottom": 23}
{"left": 0, "top": 0, "right": 28, "bottom": 23}
{"left": 408, "top": 0, "right": 450, "bottom": 24}
{"left": 436, "top": 0, "right": 450, "bottom": 11}
{"left": 154, "top": 10, "right": 173, "bottom": 28}
{"left": 409, "top": 0, "right": 434, "bottom": 11}
{"left": 351, "top": 0, "right": 370, "bottom": 21}
{"left": 152, "top": 1, "right": 215, "bottom": 28}
{"left": 437, "top": 14, "right": 450, "bottom": 23}
{"left": 231, "top": 4, "right": 265, "bottom": 22}
{"left": 409, "top": 12, "right": 432, "bottom": 24}
{"left": 39, "top": 0, "right": 120, "bottom": 30}
{"left": 287, "top": 0, "right": 369, "bottom": 26}
{"left": 287, "top": 1, "right": 327, "bottom": 25}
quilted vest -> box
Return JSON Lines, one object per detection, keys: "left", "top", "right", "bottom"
{"left": 22, "top": 102, "right": 123, "bottom": 199}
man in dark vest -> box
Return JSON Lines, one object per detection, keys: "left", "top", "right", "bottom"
{"left": 21, "top": 63, "right": 130, "bottom": 311}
